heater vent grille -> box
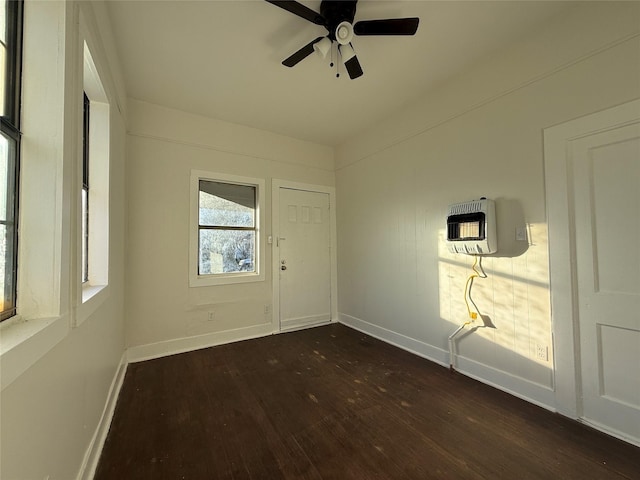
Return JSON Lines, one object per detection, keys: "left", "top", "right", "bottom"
{"left": 449, "top": 202, "right": 483, "bottom": 215}
{"left": 446, "top": 198, "right": 497, "bottom": 255}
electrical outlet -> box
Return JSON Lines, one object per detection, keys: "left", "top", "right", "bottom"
{"left": 207, "top": 311, "right": 215, "bottom": 321}
{"left": 535, "top": 343, "right": 548, "bottom": 361}
{"left": 516, "top": 226, "right": 527, "bottom": 242}
{"left": 264, "top": 305, "right": 271, "bottom": 314}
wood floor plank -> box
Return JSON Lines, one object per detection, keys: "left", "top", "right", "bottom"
{"left": 94, "top": 324, "right": 640, "bottom": 479}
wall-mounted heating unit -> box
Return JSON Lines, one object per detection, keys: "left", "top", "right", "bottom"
{"left": 446, "top": 198, "right": 497, "bottom": 255}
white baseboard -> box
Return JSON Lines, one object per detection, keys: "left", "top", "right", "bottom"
{"left": 454, "top": 354, "right": 556, "bottom": 411}
{"left": 339, "top": 313, "right": 450, "bottom": 366}
{"left": 338, "top": 313, "right": 556, "bottom": 412}
{"left": 280, "top": 314, "right": 332, "bottom": 332}
{"left": 77, "top": 351, "right": 128, "bottom": 480}
{"left": 126, "top": 323, "right": 274, "bottom": 363}
{"left": 580, "top": 417, "right": 640, "bottom": 448}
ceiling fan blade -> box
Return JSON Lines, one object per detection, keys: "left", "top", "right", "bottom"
{"left": 354, "top": 18, "right": 419, "bottom": 36}
{"left": 344, "top": 55, "right": 363, "bottom": 79}
{"left": 339, "top": 43, "right": 363, "bottom": 79}
{"left": 265, "top": 1, "right": 326, "bottom": 26}
{"left": 282, "top": 37, "right": 324, "bottom": 67}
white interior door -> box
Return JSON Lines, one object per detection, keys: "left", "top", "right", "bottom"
{"left": 571, "top": 123, "right": 640, "bottom": 443}
{"left": 278, "top": 187, "right": 331, "bottom": 331}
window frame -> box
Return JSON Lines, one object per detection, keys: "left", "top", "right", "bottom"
{"left": 0, "top": 0, "right": 23, "bottom": 322}
{"left": 3, "top": 0, "right": 23, "bottom": 125}
{"left": 81, "top": 91, "right": 89, "bottom": 284}
{"left": 189, "top": 170, "right": 265, "bottom": 287}
{"left": 76, "top": 33, "right": 110, "bottom": 323}
{"left": 197, "top": 179, "right": 257, "bottom": 275}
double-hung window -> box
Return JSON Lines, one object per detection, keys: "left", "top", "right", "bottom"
{"left": 81, "top": 92, "right": 89, "bottom": 283}
{"left": 0, "top": 0, "right": 22, "bottom": 321}
{"left": 190, "top": 171, "right": 264, "bottom": 286}
{"left": 78, "top": 37, "right": 109, "bottom": 314}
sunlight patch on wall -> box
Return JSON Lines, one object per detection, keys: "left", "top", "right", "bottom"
{"left": 438, "top": 223, "right": 553, "bottom": 373}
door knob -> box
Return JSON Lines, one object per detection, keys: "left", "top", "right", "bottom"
{"left": 281, "top": 265, "right": 287, "bottom": 271}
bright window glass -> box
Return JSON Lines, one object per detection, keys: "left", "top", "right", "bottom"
{"left": 0, "top": 1, "right": 5, "bottom": 117}
{"left": 198, "top": 180, "right": 257, "bottom": 275}
{"left": 0, "top": 131, "right": 17, "bottom": 316}
{"left": 0, "top": 0, "right": 20, "bottom": 320}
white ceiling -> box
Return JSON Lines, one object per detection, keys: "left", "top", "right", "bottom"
{"left": 106, "top": 0, "right": 576, "bottom": 146}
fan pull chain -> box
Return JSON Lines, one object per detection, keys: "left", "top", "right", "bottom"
{"left": 329, "top": 42, "right": 334, "bottom": 68}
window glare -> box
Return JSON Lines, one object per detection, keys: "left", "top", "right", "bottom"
{"left": 0, "top": 43, "right": 5, "bottom": 117}
{"left": 0, "top": 135, "right": 7, "bottom": 218}
{"left": 0, "top": 223, "right": 6, "bottom": 311}
{"left": 0, "top": 0, "right": 18, "bottom": 320}
{"left": 0, "top": 131, "right": 14, "bottom": 315}
{"left": 0, "top": 1, "right": 6, "bottom": 46}
{"left": 0, "top": 0, "right": 6, "bottom": 312}
{"left": 0, "top": 0, "right": 8, "bottom": 117}
{"left": 81, "top": 188, "right": 88, "bottom": 282}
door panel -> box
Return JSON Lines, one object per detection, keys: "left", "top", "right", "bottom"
{"left": 278, "top": 188, "right": 331, "bottom": 331}
{"left": 572, "top": 124, "right": 640, "bottom": 442}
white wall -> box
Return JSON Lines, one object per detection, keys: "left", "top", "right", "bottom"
{"left": 0, "top": 2, "right": 127, "bottom": 479}
{"left": 2, "top": 3, "right": 637, "bottom": 477}
{"left": 125, "top": 100, "right": 334, "bottom": 358}
{"left": 335, "top": 2, "right": 640, "bottom": 410}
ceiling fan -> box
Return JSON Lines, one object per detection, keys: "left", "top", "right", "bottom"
{"left": 265, "top": 0, "right": 419, "bottom": 79}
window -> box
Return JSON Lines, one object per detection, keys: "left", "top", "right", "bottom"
{"left": 0, "top": 0, "right": 22, "bottom": 321}
{"left": 199, "top": 180, "right": 257, "bottom": 275}
{"left": 81, "top": 92, "right": 89, "bottom": 283}
{"left": 79, "top": 39, "right": 109, "bottom": 311}
{"left": 190, "top": 171, "right": 265, "bottom": 286}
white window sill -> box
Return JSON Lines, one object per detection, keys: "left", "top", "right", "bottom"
{"left": 0, "top": 284, "right": 111, "bottom": 391}
{"left": 189, "top": 272, "right": 265, "bottom": 288}
{"left": 77, "top": 283, "right": 109, "bottom": 326}
{"left": 0, "top": 314, "right": 69, "bottom": 391}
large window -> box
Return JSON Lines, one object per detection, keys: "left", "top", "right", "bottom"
{"left": 81, "top": 92, "right": 89, "bottom": 283}
{"left": 198, "top": 180, "right": 257, "bottom": 275}
{"left": 0, "top": 0, "right": 22, "bottom": 321}
{"left": 78, "top": 39, "right": 109, "bottom": 313}
{"left": 190, "top": 171, "right": 264, "bottom": 286}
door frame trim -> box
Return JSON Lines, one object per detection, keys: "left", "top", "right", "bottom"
{"left": 543, "top": 99, "right": 640, "bottom": 419}
{"left": 271, "top": 180, "right": 338, "bottom": 333}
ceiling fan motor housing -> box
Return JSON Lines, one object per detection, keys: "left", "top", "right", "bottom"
{"left": 320, "top": 0, "right": 358, "bottom": 41}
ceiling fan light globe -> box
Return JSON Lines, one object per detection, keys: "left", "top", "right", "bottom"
{"left": 335, "top": 21, "right": 354, "bottom": 45}
{"left": 313, "top": 36, "right": 332, "bottom": 59}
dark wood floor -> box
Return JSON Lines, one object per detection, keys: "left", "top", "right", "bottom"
{"left": 95, "top": 324, "right": 640, "bottom": 479}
